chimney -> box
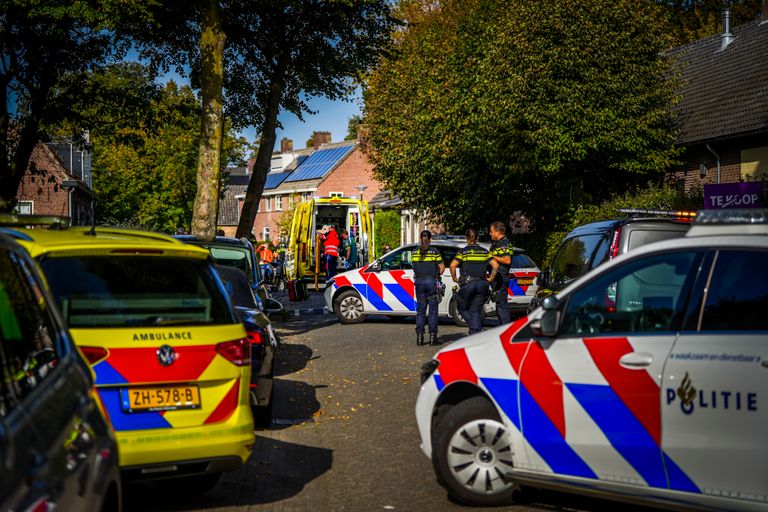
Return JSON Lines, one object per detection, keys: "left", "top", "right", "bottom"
{"left": 312, "top": 131, "right": 332, "bottom": 149}
{"left": 721, "top": 9, "right": 734, "bottom": 50}
{"left": 280, "top": 137, "right": 293, "bottom": 153}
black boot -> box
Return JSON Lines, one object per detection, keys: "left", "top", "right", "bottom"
{"left": 429, "top": 333, "right": 438, "bottom": 346}
{"left": 416, "top": 333, "right": 424, "bottom": 346}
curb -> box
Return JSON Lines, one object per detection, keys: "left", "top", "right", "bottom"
{"left": 289, "top": 307, "right": 329, "bottom": 317}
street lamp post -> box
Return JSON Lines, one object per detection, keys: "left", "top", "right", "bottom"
{"left": 355, "top": 185, "right": 368, "bottom": 202}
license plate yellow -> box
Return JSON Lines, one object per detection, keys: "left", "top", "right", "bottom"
{"left": 122, "top": 385, "right": 201, "bottom": 412}
{"left": 517, "top": 278, "right": 534, "bottom": 286}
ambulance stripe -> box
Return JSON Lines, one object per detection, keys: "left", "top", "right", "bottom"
{"left": 436, "top": 349, "right": 478, "bottom": 384}
{"left": 204, "top": 378, "right": 240, "bottom": 425}
{"left": 98, "top": 388, "right": 172, "bottom": 431}
{"left": 583, "top": 337, "right": 661, "bottom": 445}
{"left": 93, "top": 360, "right": 129, "bottom": 386}
{"left": 106, "top": 346, "right": 217, "bottom": 384}
{"left": 567, "top": 383, "right": 667, "bottom": 488}
{"left": 334, "top": 274, "right": 353, "bottom": 288}
{"left": 481, "top": 378, "right": 521, "bottom": 429}
{"left": 353, "top": 284, "right": 392, "bottom": 311}
{"left": 509, "top": 342, "right": 566, "bottom": 438}
{"left": 390, "top": 270, "right": 415, "bottom": 298}
{"left": 385, "top": 284, "right": 416, "bottom": 311}
{"left": 662, "top": 453, "right": 701, "bottom": 493}
{"left": 519, "top": 384, "right": 596, "bottom": 479}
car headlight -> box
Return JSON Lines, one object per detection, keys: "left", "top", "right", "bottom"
{"left": 420, "top": 359, "right": 440, "bottom": 384}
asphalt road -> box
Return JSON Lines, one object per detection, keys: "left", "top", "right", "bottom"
{"left": 124, "top": 308, "right": 654, "bottom": 512}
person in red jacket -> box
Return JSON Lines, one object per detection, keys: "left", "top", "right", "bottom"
{"left": 319, "top": 225, "right": 340, "bottom": 281}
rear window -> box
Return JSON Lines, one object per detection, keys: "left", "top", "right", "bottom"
{"left": 511, "top": 253, "right": 535, "bottom": 269}
{"left": 208, "top": 246, "right": 252, "bottom": 274}
{"left": 626, "top": 228, "right": 687, "bottom": 251}
{"left": 550, "top": 234, "right": 609, "bottom": 287}
{"left": 40, "top": 256, "right": 235, "bottom": 328}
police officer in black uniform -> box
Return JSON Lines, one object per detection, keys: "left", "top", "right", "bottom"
{"left": 488, "top": 220, "right": 512, "bottom": 325}
{"left": 450, "top": 228, "right": 496, "bottom": 335}
{"left": 411, "top": 230, "right": 445, "bottom": 346}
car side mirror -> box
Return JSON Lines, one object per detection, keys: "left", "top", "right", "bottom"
{"left": 537, "top": 270, "right": 550, "bottom": 289}
{"left": 530, "top": 296, "right": 560, "bottom": 337}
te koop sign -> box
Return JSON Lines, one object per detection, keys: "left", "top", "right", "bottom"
{"left": 704, "top": 182, "right": 765, "bottom": 209}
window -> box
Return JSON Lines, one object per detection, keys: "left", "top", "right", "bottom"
{"left": 700, "top": 250, "right": 768, "bottom": 331}
{"left": 511, "top": 253, "right": 536, "bottom": 269}
{"left": 550, "top": 233, "right": 610, "bottom": 287}
{"left": 381, "top": 247, "right": 412, "bottom": 271}
{"left": 265, "top": 197, "right": 272, "bottom": 212}
{"left": 0, "top": 250, "right": 60, "bottom": 415}
{"left": 560, "top": 251, "right": 699, "bottom": 336}
{"left": 40, "top": 257, "right": 234, "bottom": 328}
{"left": 263, "top": 226, "right": 270, "bottom": 241}
{"left": 329, "top": 192, "right": 343, "bottom": 198}
{"left": 275, "top": 195, "right": 283, "bottom": 211}
{"left": 12, "top": 200, "right": 32, "bottom": 215}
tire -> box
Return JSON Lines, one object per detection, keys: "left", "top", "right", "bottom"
{"left": 333, "top": 290, "right": 367, "bottom": 324}
{"left": 449, "top": 297, "right": 486, "bottom": 328}
{"left": 432, "top": 397, "right": 517, "bottom": 506}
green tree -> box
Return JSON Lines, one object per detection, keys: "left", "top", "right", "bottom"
{"left": 656, "top": 0, "right": 763, "bottom": 46}
{"left": 345, "top": 114, "right": 362, "bottom": 141}
{"left": 374, "top": 209, "right": 400, "bottom": 257}
{"left": 364, "top": 0, "right": 681, "bottom": 236}
{"left": 231, "top": 0, "right": 396, "bottom": 238}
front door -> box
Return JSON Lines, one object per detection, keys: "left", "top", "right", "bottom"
{"left": 364, "top": 246, "right": 416, "bottom": 314}
{"left": 662, "top": 249, "right": 768, "bottom": 502}
{"left": 518, "top": 250, "right": 701, "bottom": 488}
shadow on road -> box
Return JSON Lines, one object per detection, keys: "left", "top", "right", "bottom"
{"left": 123, "top": 438, "right": 333, "bottom": 511}
{"left": 267, "top": 378, "right": 323, "bottom": 430}
{"left": 273, "top": 343, "right": 315, "bottom": 376}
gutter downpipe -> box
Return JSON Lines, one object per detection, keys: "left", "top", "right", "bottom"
{"left": 705, "top": 144, "right": 721, "bottom": 184}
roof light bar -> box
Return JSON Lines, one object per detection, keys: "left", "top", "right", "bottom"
{"left": 618, "top": 208, "right": 697, "bottom": 219}
{"left": 693, "top": 209, "right": 768, "bottom": 225}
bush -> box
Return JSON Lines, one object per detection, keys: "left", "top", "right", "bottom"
{"left": 374, "top": 209, "right": 401, "bottom": 257}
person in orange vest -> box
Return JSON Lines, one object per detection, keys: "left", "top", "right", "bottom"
{"left": 257, "top": 243, "right": 274, "bottom": 264}
{"left": 319, "top": 225, "right": 340, "bottom": 281}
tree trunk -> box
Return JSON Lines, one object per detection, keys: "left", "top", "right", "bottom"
{"left": 235, "top": 57, "right": 288, "bottom": 239}
{"left": 191, "top": 0, "right": 226, "bottom": 241}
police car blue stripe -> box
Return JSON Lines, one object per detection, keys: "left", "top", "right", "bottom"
{"left": 481, "top": 378, "right": 521, "bottom": 429}
{"left": 99, "top": 388, "right": 172, "bottom": 431}
{"left": 508, "top": 280, "right": 526, "bottom": 296}
{"left": 433, "top": 374, "right": 445, "bottom": 391}
{"left": 568, "top": 383, "right": 668, "bottom": 488}
{"left": 93, "top": 360, "right": 129, "bottom": 386}
{"left": 385, "top": 283, "right": 417, "bottom": 311}
{"left": 352, "top": 284, "right": 393, "bottom": 311}
{"left": 519, "top": 384, "right": 597, "bottom": 479}
{"left": 663, "top": 452, "right": 701, "bottom": 493}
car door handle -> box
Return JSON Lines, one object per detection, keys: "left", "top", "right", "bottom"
{"left": 619, "top": 352, "right": 653, "bottom": 369}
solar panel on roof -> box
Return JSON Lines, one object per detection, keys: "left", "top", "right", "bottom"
{"left": 284, "top": 145, "right": 355, "bottom": 183}
{"left": 264, "top": 171, "right": 292, "bottom": 190}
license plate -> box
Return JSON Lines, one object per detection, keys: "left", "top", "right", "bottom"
{"left": 517, "top": 278, "right": 534, "bottom": 286}
{"left": 121, "top": 385, "right": 201, "bottom": 412}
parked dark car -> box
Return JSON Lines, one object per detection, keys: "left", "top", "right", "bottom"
{"left": 216, "top": 265, "right": 277, "bottom": 428}
{"left": 175, "top": 235, "right": 284, "bottom": 315}
{"left": 0, "top": 233, "right": 121, "bottom": 511}
{"left": 530, "top": 209, "right": 693, "bottom": 312}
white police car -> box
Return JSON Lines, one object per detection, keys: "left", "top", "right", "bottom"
{"left": 324, "top": 239, "right": 539, "bottom": 325}
{"left": 416, "top": 210, "right": 767, "bottom": 510}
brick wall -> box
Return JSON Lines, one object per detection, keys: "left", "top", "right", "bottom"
{"left": 315, "top": 147, "right": 383, "bottom": 201}
{"left": 673, "top": 134, "right": 767, "bottom": 190}
{"left": 16, "top": 144, "right": 71, "bottom": 216}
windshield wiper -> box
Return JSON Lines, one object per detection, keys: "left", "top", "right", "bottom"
{"left": 144, "top": 317, "right": 214, "bottom": 326}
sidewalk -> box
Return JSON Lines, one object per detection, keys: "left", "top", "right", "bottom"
{"left": 272, "top": 285, "right": 330, "bottom": 317}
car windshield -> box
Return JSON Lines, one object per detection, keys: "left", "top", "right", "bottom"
{"left": 550, "top": 234, "right": 609, "bottom": 287}
{"left": 40, "top": 256, "right": 234, "bottom": 328}
{"left": 511, "top": 253, "right": 535, "bottom": 268}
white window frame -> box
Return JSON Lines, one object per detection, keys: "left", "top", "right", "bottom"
{"left": 13, "top": 200, "right": 33, "bottom": 215}
{"left": 275, "top": 195, "right": 283, "bottom": 211}
{"left": 329, "top": 191, "right": 344, "bottom": 198}
{"left": 264, "top": 196, "right": 272, "bottom": 212}
{"left": 263, "top": 226, "right": 270, "bottom": 241}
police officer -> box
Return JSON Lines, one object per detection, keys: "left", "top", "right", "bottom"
{"left": 489, "top": 220, "right": 512, "bottom": 325}
{"left": 450, "top": 228, "right": 496, "bottom": 335}
{"left": 411, "top": 230, "right": 445, "bottom": 346}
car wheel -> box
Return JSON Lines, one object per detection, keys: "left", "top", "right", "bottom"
{"left": 432, "top": 397, "right": 517, "bottom": 506}
{"left": 333, "top": 290, "right": 367, "bottom": 324}
{"left": 449, "top": 297, "right": 468, "bottom": 327}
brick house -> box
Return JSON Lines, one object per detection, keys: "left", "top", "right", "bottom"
{"left": 218, "top": 131, "right": 384, "bottom": 243}
{"left": 15, "top": 142, "right": 94, "bottom": 225}
{"left": 669, "top": 12, "right": 768, "bottom": 190}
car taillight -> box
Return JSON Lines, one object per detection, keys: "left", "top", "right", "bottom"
{"left": 246, "top": 330, "right": 265, "bottom": 345}
{"left": 216, "top": 338, "right": 251, "bottom": 366}
{"left": 609, "top": 227, "right": 622, "bottom": 259}
{"left": 79, "top": 346, "right": 108, "bottom": 365}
